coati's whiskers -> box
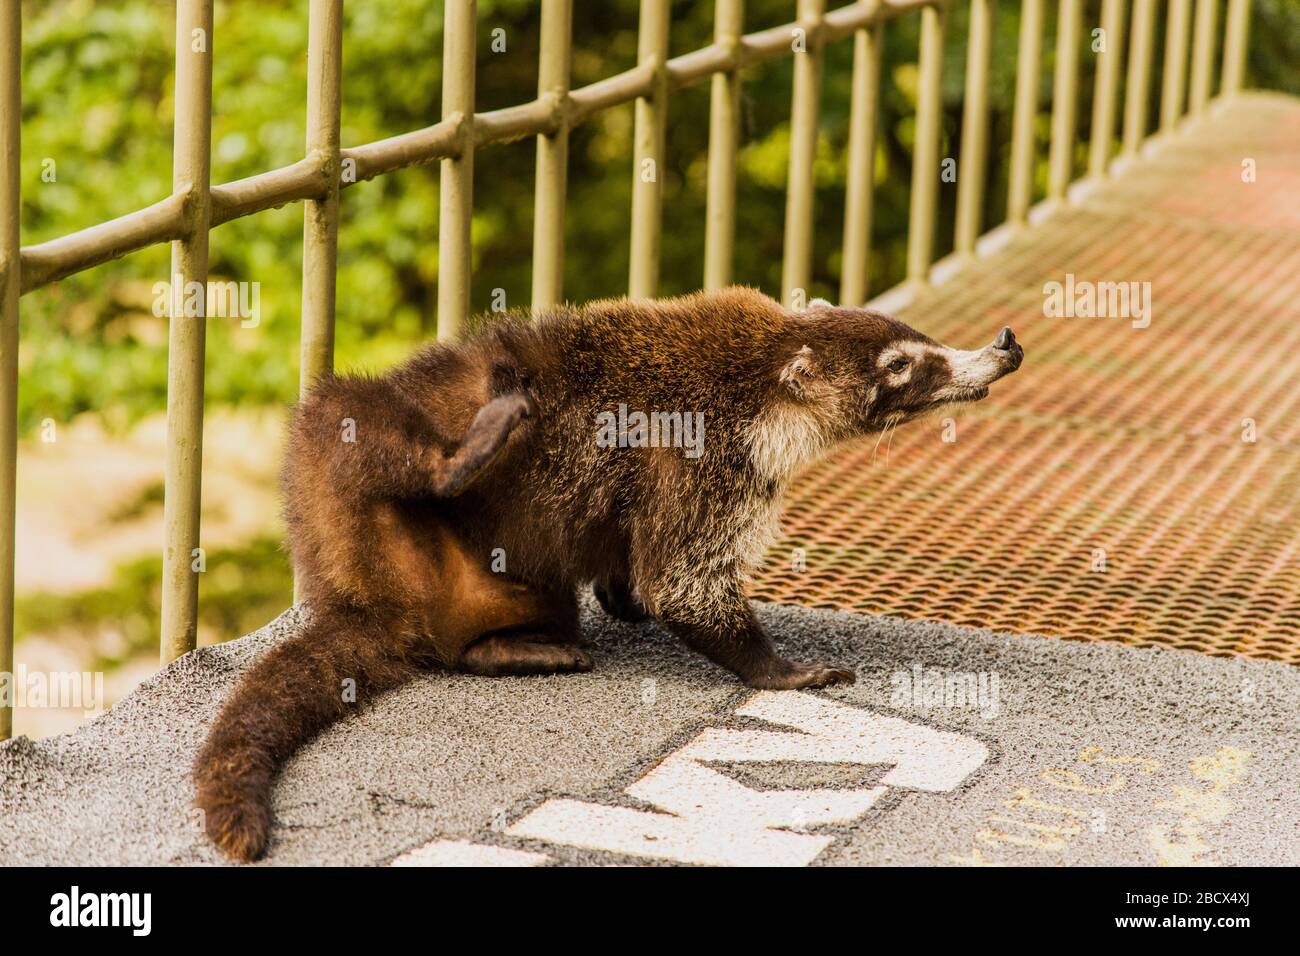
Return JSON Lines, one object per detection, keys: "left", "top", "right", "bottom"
{"left": 871, "top": 412, "right": 903, "bottom": 466}
{"left": 869, "top": 420, "right": 889, "bottom": 465}
{"left": 884, "top": 413, "right": 902, "bottom": 465}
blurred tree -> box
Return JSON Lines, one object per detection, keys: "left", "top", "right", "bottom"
{"left": 15, "top": 0, "right": 1298, "bottom": 436}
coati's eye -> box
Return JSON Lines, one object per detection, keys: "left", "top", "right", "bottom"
{"left": 887, "top": 357, "right": 910, "bottom": 373}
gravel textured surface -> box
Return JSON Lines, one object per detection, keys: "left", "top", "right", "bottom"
{"left": 1, "top": 597, "right": 1295, "bottom": 866}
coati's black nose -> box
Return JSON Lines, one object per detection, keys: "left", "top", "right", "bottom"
{"left": 990, "top": 326, "right": 1023, "bottom": 373}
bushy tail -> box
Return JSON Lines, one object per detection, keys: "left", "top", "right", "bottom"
{"left": 193, "top": 607, "right": 419, "bottom": 862}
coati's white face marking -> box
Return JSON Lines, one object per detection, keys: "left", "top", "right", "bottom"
{"left": 671, "top": 313, "right": 1020, "bottom": 625}
{"left": 936, "top": 347, "right": 1008, "bottom": 395}
{"left": 876, "top": 340, "right": 1006, "bottom": 403}
{"left": 748, "top": 316, "right": 1022, "bottom": 487}
{"left": 876, "top": 341, "right": 934, "bottom": 386}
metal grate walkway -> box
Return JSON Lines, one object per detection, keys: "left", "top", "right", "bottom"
{"left": 753, "top": 93, "right": 1300, "bottom": 664}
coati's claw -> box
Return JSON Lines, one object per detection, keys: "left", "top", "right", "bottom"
{"left": 746, "top": 660, "right": 857, "bottom": 690}
{"left": 566, "top": 646, "right": 595, "bottom": 671}
{"left": 476, "top": 391, "right": 534, "bottom": 436}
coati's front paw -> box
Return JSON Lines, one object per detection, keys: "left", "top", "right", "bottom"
{"left": 593, "top": 581, "right": 649, "bottom": 623}
{"left": 744, "top": 659, "right": 857, "bottom": 690}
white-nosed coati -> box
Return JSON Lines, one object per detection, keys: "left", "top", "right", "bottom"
{"left": 194, "top": 286, "right": 1023, "bottom": 861}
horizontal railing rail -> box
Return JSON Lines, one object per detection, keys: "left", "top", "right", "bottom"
{"left": 16, "top": 0, "right": 945, "bottom": 297}
{"left": 0, "top": 0, "right": 1255, "bottom": 737}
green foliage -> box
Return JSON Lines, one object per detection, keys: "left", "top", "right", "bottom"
{"left": 16, "top": 536, "right": 293, "bottom": 667}
{"left": 1251, "top": 1, "right": 1300, "bottom": 96}
{"left": 16, "top": 0, "right": 1298, "bottom": 438}
{"left": 12, "top": 0, "right": 1296, "bottom": 649}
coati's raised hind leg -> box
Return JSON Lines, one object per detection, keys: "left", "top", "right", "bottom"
{"left": 430, "top": 392, "right": 535, "bottom": 497}
{"left": 296, "top": 385, "right": 535, "bottom": 505}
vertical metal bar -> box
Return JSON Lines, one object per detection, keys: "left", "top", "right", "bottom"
{"left": 954, "top": 0, "right": 995, "bottom": 258}
{"left": 1047, "top": 0, "right": 1082, "bottom": 202}
{"left": 294, "top": 0, "right": 342, "bottom": 604}
{"left": 531, "top": 0, "right": 572, "bottom": 310}
{"left": 839, "top": 15, "right": 884, "bottom": 306}
{"left": 703, "top": 0, "right": 744, "bottom": 291}
{"left": 1187, "top": 0, "right": 1217, "bottom": 113}
{"left": 906, "top": 2, "right": 945, "bottom": 285}
{"left": 1159, "top": 0, "right": 1191, "bottom": 131}
{"left": 628, "top": 0, "right": 670, "bottom": 300}
{"left": 1220, "top": 0, "right": 1250, "bottom": 97}
{"left": 1007, "top": 0, "right": 1043, "bottom": 227}
{"left": 1088, "top": 0, "right": 1125, "bottom": 177}
{"left": 781, "top": 0, "right": 826, "bottom": 307}
{"left": 437, "top": 0, "right": 476, "bottom": 339}
{"left": 0, "top": 0, "right": 19, "bottom": 738}
{"left": 300, "top": 0, "right": 343, "bottom": 391}
{"left": 1121, "top": 0, "right": 1155, "bottom": 154}
{"left": 161, "top": 0, "right": 214, "bottom": 665}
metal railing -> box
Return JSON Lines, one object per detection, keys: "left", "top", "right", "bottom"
{"left": 0, "top": 0, "right": 1254, "bottom": 738}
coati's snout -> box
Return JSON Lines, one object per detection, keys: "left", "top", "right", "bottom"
{"left": 930, "top": 325, "right": 1023, "bottom": 399}
{"left": 872, "top": 324, "right": 1023, "bottom": 421}
{"left": 991, "top": 326, "right": 1024, "bottom": 370}
{"left": 783, "top": 302, "right": 1024, "bottom": 433}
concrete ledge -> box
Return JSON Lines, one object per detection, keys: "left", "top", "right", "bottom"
{"left": 1, "top": 598, "right": 1296, "bottom": 866}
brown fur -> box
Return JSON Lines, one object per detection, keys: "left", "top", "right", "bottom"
{"left": 193, "top": 287, "right": 1022, "bottom": 861}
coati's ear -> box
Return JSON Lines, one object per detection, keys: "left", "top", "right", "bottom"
{"left": 807, "top": 297, "right": 835, "bottom": 311}
{"left": 779, "top": 344, "right": 820, "bottom": 398}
